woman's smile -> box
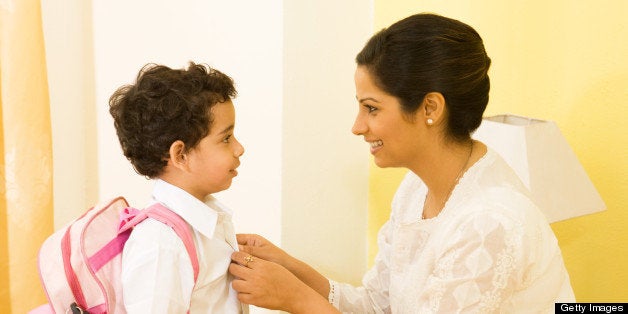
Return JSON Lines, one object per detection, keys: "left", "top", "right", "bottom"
{"left": 368, "top": 139, "right": 383, "bottom": 154}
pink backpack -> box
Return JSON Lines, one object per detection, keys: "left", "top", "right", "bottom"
{"left": 30, "top": 197, "right": 199, "bottom": 314}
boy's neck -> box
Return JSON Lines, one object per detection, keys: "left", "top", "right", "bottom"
{"left": 157, "top": 175, "right": 212, "bottom": 203}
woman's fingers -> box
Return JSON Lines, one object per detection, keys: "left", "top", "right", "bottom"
{"left": 231, "top": 251, "right": 257, "bottom": 269}
{"left": 236, "top": 234, "right": 269, "bottom": 258}
{"left": 229, "top": 254, "right": 296, "bottom": 311}
{"left": 236, "top": 235, "right": 259, "bottom": 256}
{"left": 228, "top": 261, "right": 249, "bottom": 280}
{"left": 231, "top": 277, "right": 253, "bottom": 294}
{"left": 238, "top": 243, "right": 257, "bottom": 256}
{"left": 236, "top": 233, "right": 288, "bottom": 266}
{"left": 230, "top": 253, "right": 273, "bottom": 305}
{"left": 229, "top": 253, "right": 259, "bottom": 295}
{"left": 236, "top": 233, "right": 263, "bottom": 245}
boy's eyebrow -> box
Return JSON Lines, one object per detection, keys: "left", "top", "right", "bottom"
{"left": 218, "top": 125, "right": 234, "bottom": 135}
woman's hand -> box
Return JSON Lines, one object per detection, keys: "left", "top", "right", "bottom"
{"left": 236, "top": 233, "right": 334, "bottom": 302}
{"left": 230, "top": 251, "right": 337, "bottom": 313}
{"left": 236, "top": 233, "right": 290, "bottom": 266}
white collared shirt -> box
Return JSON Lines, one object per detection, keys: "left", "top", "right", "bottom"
{"left": 122, "top": 179, "right": 247, "bottom": 313}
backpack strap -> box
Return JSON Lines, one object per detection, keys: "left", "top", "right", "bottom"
{"left": 87, "top": 205, "right": 199, "bottom": 282}
{"left": 129, "top": 204, "right": 199, "bottom": 314}
{"left": 117, "top": 203, "right": 199, "bottom": 283}
{"left": 142, "top": 203, "right": 200, "bottom": 283}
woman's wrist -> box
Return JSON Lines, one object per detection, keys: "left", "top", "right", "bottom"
{"left": 287, "top": 282, "right": 339, "bottom": 314}
{"left": 280, "top": 251, "right": 301, "bottom": 273}
{"left": 282, "top": 256, "right": 331, "bottom": 299}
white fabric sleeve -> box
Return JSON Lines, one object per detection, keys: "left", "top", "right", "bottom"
{"left": 121, "top": 219, "right": 195, "bottom": 314}
{"left": 327, "top": 219, "right": 394, "bottom": 313}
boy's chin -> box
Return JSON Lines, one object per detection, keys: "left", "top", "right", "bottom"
{"left": 209, "top": 181, "right": 233, "bottom": 195}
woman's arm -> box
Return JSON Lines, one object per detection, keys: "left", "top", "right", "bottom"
{"left": 229, "top": 251, "right": 339, "bottom": 313}
{"left": 235, "top": 230, "right": 393, "bottom": 313}
{"left": 236, "top": 234, "right": 331, "bottom": 298}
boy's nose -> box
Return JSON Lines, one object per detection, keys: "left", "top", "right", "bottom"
{"left": 234, "top": 139, "right": 245, "bottom": 157}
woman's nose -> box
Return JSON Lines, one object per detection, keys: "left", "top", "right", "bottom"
{"left": 352, "top": 114, "right": 366, "bottom": 135}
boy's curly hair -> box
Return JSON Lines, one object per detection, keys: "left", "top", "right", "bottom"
{"left": 109, "top": 62, "right": 236, "bottom": 178}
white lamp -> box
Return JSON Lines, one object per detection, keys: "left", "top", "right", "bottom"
{"left": 472, "top": 114, "right": 606, "bottom": 223}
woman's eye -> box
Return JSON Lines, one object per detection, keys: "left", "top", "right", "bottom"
{"left": 365, "top": 105, "right": 377, "bottom": 113}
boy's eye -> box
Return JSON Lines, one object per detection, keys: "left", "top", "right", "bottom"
{"left": 223, "top": 135, "right": 232, "bottom": 143}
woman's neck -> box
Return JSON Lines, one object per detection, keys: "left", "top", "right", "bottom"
{"left": 412, "top": 139, "right": 481, "bottom": 219}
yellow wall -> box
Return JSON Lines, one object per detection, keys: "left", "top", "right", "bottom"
{"left": 369, "top": 0, "right": 628, "bottom": 302}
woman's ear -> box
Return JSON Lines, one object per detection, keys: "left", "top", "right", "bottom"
{"left": 168, "top": 140, "right": 188, "bottom": 170}
{"left": 421, "top": 92, "right": 446, "bottom": 126}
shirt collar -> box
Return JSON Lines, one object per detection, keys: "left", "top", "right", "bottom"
{"left": 152, "top": 179, "right": 232, "bottom": 239}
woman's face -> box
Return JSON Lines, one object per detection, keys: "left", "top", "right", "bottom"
{"left": 352, "top": 66, "right": 423, "bottom": 168}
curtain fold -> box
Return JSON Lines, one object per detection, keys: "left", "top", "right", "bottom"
{"left": 0, "top": 0, "right": 54, "bottom": 312}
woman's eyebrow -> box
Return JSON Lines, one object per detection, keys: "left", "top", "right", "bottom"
{"left": 357, "top": 96, "right": 380, "bottom": 103}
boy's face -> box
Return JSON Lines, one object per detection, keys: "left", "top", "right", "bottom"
{"left": 184, "top": 100, "right": 244, "bottom": 199}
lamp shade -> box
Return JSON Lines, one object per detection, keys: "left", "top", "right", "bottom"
{"left": 472, "top": 114, "right": 606, "bottom": 223}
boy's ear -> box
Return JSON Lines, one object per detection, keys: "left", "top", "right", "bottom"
{"left": 168, "top": 140, "right": 188, "bottom": 170}
{"left": 419, "top": 92, "right": 446, "bottom": 125}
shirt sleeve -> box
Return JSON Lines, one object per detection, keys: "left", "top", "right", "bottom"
{"left": 328, "top": 218, "right": 394, "bottom": 314}
{"left": 328, "top": 173, "right": 417, "bottom": 313}
{"left": 418, "top": 212, "right": 524, "bottom": 313}
{"left": 121, "top": 219, "right": 195, "bottom": 314}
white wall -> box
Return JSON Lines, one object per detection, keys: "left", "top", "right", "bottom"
{"left": 43, "top": 1, "right": 373, "bottom": 312}
{"left": 90, "top": 1, "right": 285, "bottom": 247}
{"left": 282, "top": 1, "right": 372, "bottom": 284}
{"left": 41, "top": 0, "right": 98, "bottom": 229}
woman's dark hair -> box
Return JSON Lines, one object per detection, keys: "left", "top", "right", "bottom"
{"left": 109, "top": 62, "right": 236, "bottom": 178}
{"left": 356, "top": 13, "right": 491, "bottom": 142}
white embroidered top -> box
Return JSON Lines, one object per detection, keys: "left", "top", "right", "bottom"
{"left": 121, "top": 179, "right": 247, "bottom": 313}
{"left": 329, "top": 149, "right": 575, "bottom": 313}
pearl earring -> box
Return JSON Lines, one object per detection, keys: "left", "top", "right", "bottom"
{"left": 426, "top": 118, "right": 434, "bottom": 125}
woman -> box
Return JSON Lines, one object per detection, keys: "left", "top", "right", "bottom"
{"left": 229, "top": 13, "right": 575, "bottom": 313}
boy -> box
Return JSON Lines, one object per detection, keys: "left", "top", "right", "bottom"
{"left": 109, "top": 62, "right": 247, "bottom": 313}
